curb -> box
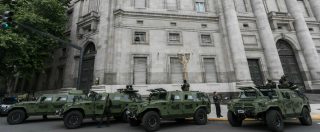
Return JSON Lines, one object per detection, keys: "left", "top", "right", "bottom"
{"left": 208, "top": 114, "right": 320, "bottom": 121}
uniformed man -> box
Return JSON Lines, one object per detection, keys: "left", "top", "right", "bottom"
{"left": 279, "top": 75, "right": 290, "bottom": 88}
{"left": 97, "top": 94, "right": 112, "bottom": 128}
{"left": 213, "top": 92, "right": 223, "bottom": 118}
{"left": 266, "top": 79, "right": 276, "bottom": 89}
{"left": 181, "top": 80, "right": 190, "bottom": 91}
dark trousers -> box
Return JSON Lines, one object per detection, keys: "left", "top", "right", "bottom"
{"left": 215, "top": 103, "right": 221, "bottom": 117}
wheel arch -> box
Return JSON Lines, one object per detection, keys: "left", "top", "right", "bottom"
{"left": 195, "top": 105, "right": 210, "bottom": 114}
{"left": 8, "top": 107, "right": 27, "bottom": 115}
{"left": 63, "top": 108, "right": 85, "bottom": 117}
{"left": 266, "top": 106, "right": 284, "bottom": 117}
{"left": 140, "top": 108, "right": 161, "bottom": 118}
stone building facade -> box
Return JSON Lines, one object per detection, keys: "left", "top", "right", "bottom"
{"left": 19, "top": 0, "right": 320, "bottom": 94}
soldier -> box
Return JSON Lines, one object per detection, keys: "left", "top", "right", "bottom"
{"left": 266, "top": 79, "right": 276, "bottom": 89}
{"left": 181, "top": 80, "right": 190, "bottom": 91}
{"left": 97, "top": 94, "right": 112, "bottom": 128}
{"left": 129, "top": 85, "right": 134, "bottom": 90}
{"left": 279, "top": 75, "right": 290, "bottom": 88}
{"left": 213, "top": 92, "right": 223, "bottom": 118}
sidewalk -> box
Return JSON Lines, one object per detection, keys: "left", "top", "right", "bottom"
{"left": 208, "top": 104, "right": 320, "bottom": 121}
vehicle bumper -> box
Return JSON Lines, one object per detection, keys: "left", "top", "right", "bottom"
{"left": 233, "top": 107, "right": 256, "bottom": 117}
{"left": 126, "top": 110, "right": 138, "bottom": 119}
{"left": 0, "top": 109, "right": 9, "bottom": 115}
{"left": 0, "top": 106, "right": 11, "bottom": 115}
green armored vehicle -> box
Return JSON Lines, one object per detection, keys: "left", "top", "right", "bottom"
{"left": 227, "top": 85, "right": 312, "bottom": 132}
{"left": 6, "top": 90, "right": 85, "bottom": 125}
{"left": 126, "top": 88, "right": 211, "bottom": 132}
{"left": 57, "top": 89, "right": 142, "bottom": 129}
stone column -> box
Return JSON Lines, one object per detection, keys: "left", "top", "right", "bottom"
{"left": 285, "top": 0, "right": 320, "bottom": 82}
{"left": 63, "top": 2, "right": 82, "bottom": 88}
{"left": 251, "top": 0, "right": 284, "bottom": 80}
{"left": 309, "top": 0, "right": 320, "bottom": 22}
{"left": 222, "top": 0, "right": 252, "bottom": 85}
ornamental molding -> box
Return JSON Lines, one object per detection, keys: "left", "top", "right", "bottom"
{"left": 113, "top": 9, "right": 219, "bottom": 21}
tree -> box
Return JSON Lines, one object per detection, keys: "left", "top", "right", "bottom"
{"left": 0, "top": 0, "right": 70, "bottom": 95}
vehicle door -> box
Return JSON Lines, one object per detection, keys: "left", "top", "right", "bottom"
{"left": 280, "top": 91, "right": 295, "bottom": 116}
{"left": 38, "top": 96, "right": 53, "bottom": 114}
{"left": 183, "top": 93, "right": 196, "bottom": 115}
{"left": 110, "top": 94, "right": 124, "bottom": 114}
{"left": 52, "top": 95, "right": 68, "bottom": 113}
{"left": 168, "top": 92, "right": 183, "bottom": 117}
{"left": 289, "top": 92, "right": 303, "bottom": 115}
{"left": 94, "top": 94, "right": 108, "bottom": 115}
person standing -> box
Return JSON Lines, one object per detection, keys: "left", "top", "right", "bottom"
{"left": 97, "top": 94, "right": 112, "bottom": 128}
{"left": 181, "top": 80, "right": 190, "bottom": 91}
{"left": 213, "top": 92, "right": 223, "bottom": 118}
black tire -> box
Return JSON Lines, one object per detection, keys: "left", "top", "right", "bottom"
{"left": 7, "top": 109, "right": 26, "bottom": 125}
{"left": 266, "top": 110, "right": 284, "bottom": 132}
{"left": 299, "top": 107, "right": 312, "bottom": 126}
{"left": 194, "top": 108, "right": 207, "bottom": 125}
{"left": 129, "top": 118, "right": 141, "bottom": 127}
{"left": 63, "top": 111, "right": 83, "bottom": 129}
{"left": 142, "top": 111, "right": 160, "bottom": 132}
{"left": 227, "top": 111, "right": 242, "bottom": 127}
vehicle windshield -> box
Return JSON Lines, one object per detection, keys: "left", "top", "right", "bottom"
{"left": 68, "top": 95, "right": 86, "bottom": 102}
{"left": 149, "top": 92, "right": 167, "bottom": 100}
{"left": 259, "top": 89, "right": 278, "bottom": 97}
{"left": 239, "top": 90, "right": 258, "bottom": 99}
{"left": 1, "top": 97, "right": 18, "bottom": 104}
{"left": 128, "top": 93, "right": 143, "bottom": 102}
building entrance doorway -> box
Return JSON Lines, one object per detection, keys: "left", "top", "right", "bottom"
{"left": 80, "top": 43, "right": 96, "bottom": 92}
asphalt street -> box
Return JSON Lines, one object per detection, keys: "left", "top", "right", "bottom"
{"left": 0, "top": 116, "right": 320, "bottom": 132}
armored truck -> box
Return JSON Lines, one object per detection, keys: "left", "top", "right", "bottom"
{"left": 6, "top": 90, "right": 85, "bottom": 125}
{"left": 126, "top": 88, "right": 211, "bottom": 132}
{"left": 58, "top": 89, "right": 142, "bottom": 129}
{"left": 227, "top": 86, "right": 312, "bottom": 132}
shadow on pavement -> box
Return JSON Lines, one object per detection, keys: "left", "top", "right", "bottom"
{"left": 22, "top": 118, "right": 62, "bottom": 124}
{"left": 239, "top": 120, "right": 312, "bottom": 131}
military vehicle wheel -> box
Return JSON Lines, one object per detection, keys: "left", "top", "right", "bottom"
{"left": 227, "top": 111, "right": 242, "bottom": 127}
{"left": 64, "top": 111, "right": 83, "bottom": 129}
{"left": 7, "top": 109, "right": 26, "bottom": 125}
{"left": 129, "top": 118, "right": 141, "bottom": 126}
{"left": 299, "top": 107, "right": 312, "bottom": 126}
{"left": 142, "top": 111, "right": 160, "bottom": 132}
{"left": 266, "top": 110, "right": 283, "bottom": 132}
{"left": 194, "top": 108, "right": 207, "bottom": 125}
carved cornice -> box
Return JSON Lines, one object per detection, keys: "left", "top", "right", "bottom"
{"left": 113, "top": 9, "right": 219, "bottom": 21}
{"left": 76, "top": 11, "right": 100, "bottom": 39}
{"left": 268, "top": 11, "right": 295, "bottom": 31}
{"left": 77, "top": 11, "right": 100, "bottom": 27}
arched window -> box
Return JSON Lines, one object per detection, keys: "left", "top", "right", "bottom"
{"left": 84, "top": 42, "right": 96, "bottom": 55}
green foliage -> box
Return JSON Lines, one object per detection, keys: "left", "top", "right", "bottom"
{"left": 0, "top": 0, "right": 68, "bottom": 80}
